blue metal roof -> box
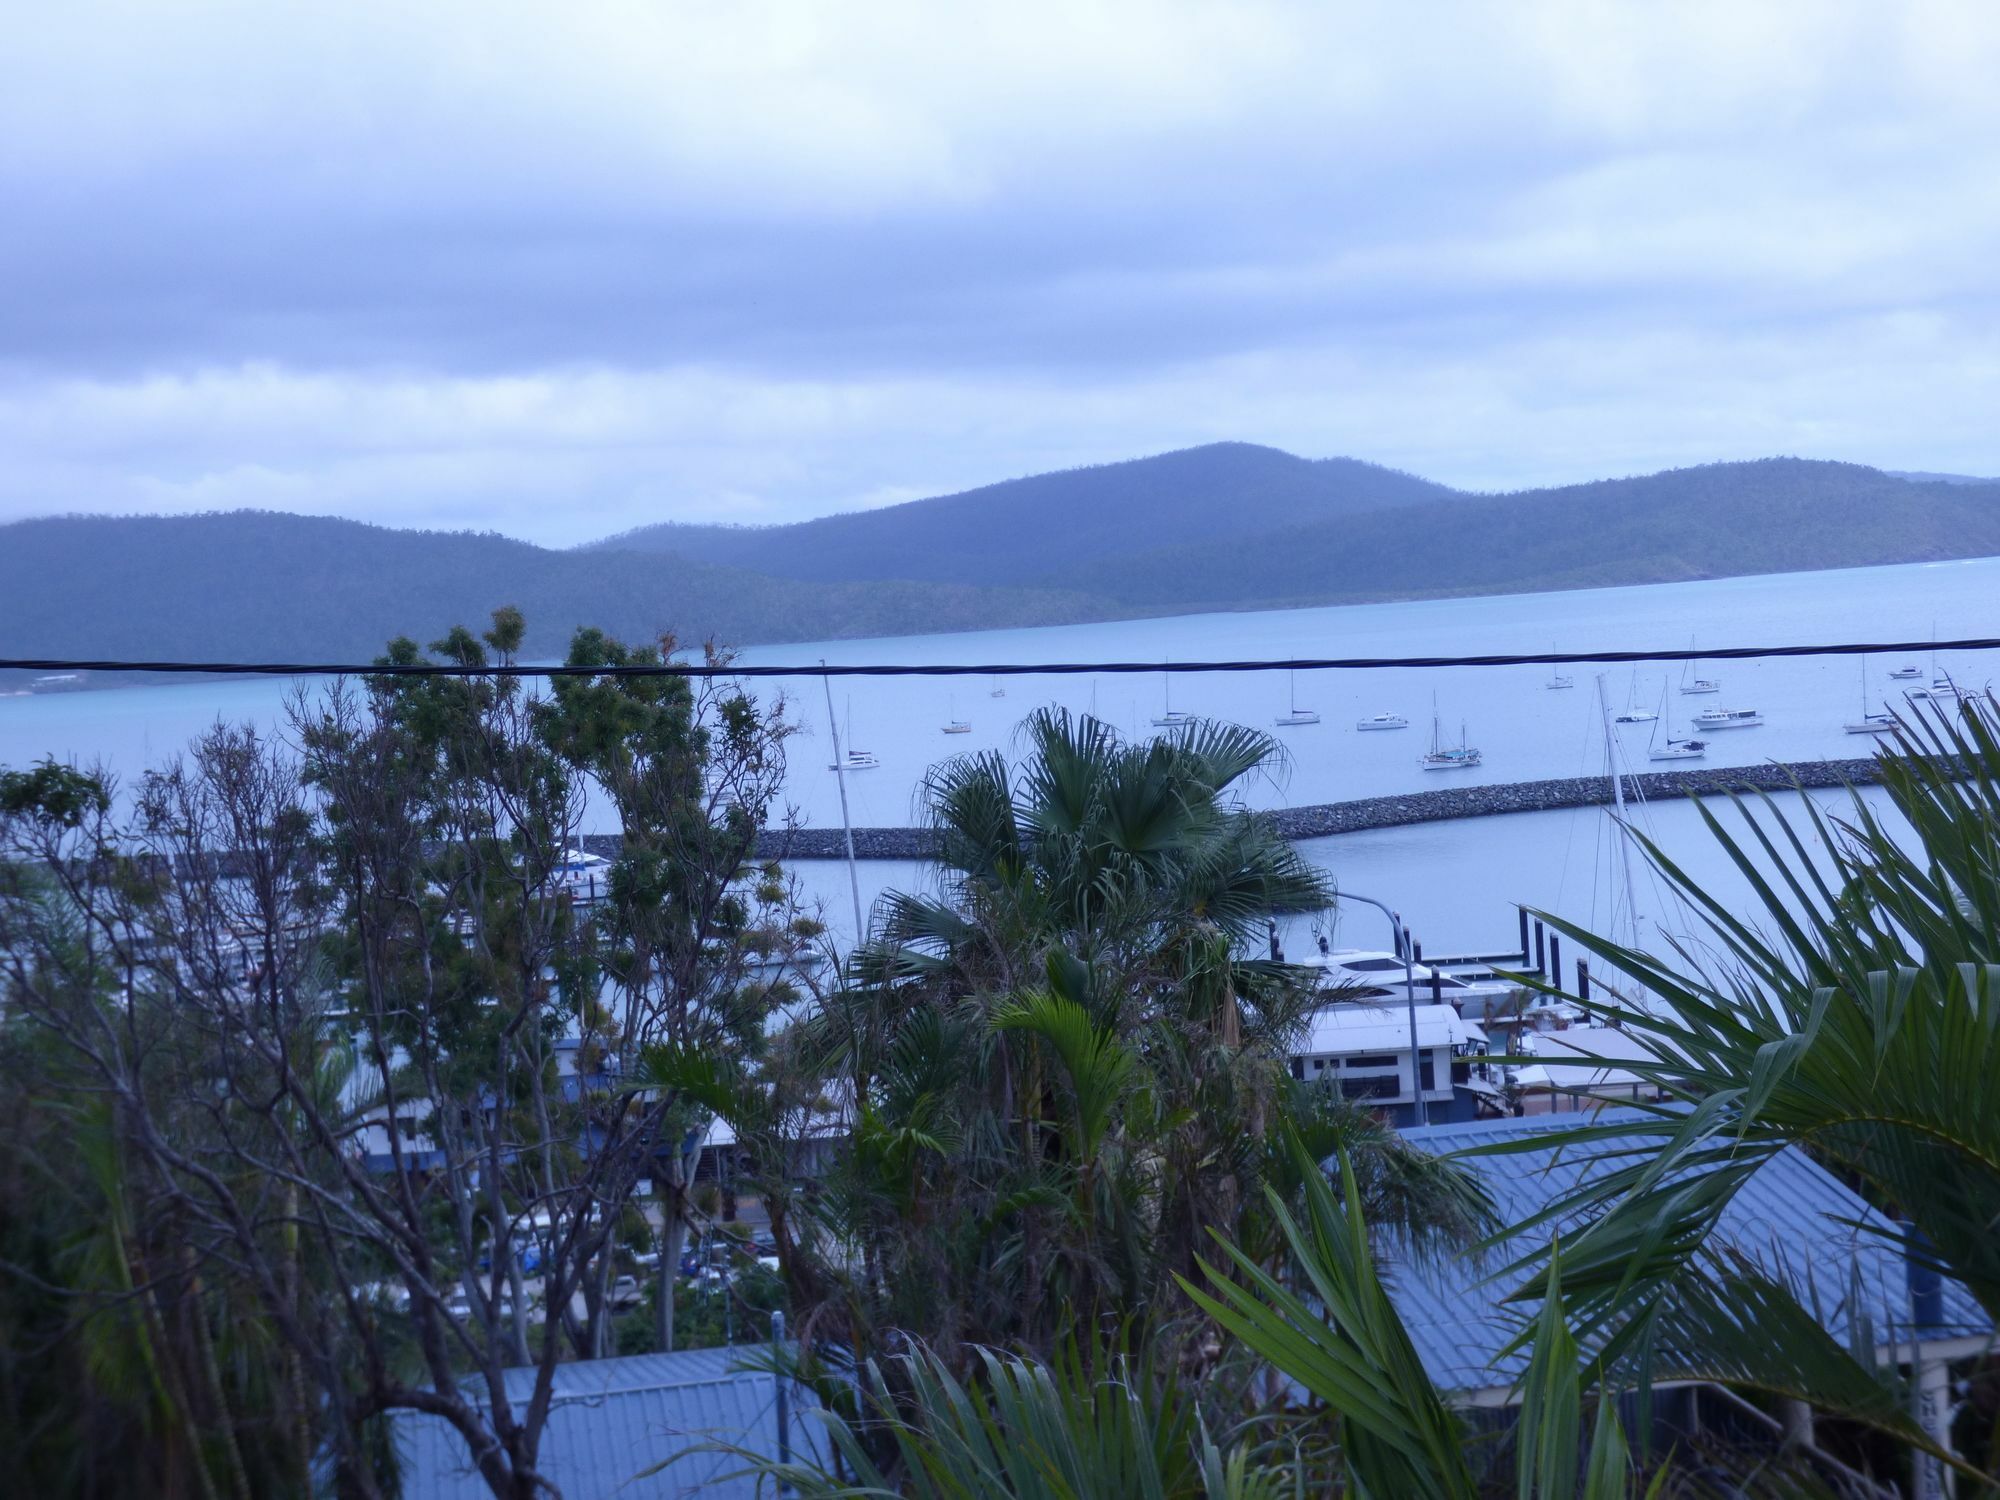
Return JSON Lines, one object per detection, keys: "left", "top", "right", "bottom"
{"left": 394, "top": 1344, "right": 828, "bottom": 1499}
{"left": 1382, "top": 1110, "right": 1991, "bottom": 1395}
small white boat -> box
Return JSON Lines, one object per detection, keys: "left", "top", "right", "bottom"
{"left": 1544, "top": 647, "right": 1573, "bottom": 690}
{"left": 1152, "top": 671, "right": 1194, "bottom": 729}
{"left": 1680, "top": 641, "right": 1721, "bottom": 695}
{"left": 1649, "top": 738, "right": 1707, "bottom": 760}
{"left": 1889, "top": 664, "right": 1923, "bottom": 680}
{"left": 550, "top": 848, "right": 613, "bottom": 899}
{"left": 1844, "top": 659, "right": 1895, "bottom": 734}
{"left": 1693, "top": 707, "right": 1763, "bottom": 730}
{"left": 1356, "top": 713, "right": 1409, "bottom": 731}
{"left": 941, "top": 720, "right": 972, "bottom": 735}
{"left": 1422, "top": 706, "right": 1482, "bottom": 770}
{"left": 1613, "top": 709, "right": 1658, "bottom": 724}
{"left": 1274, "top": 670, "right": 1320, "bottom": 726}
{"left": 1909, "top": 680, "right": 1960, "bottom": 701}
{"left": 1648, "top": 690, "right": 1705, "bottom": 759}
{"left": 990, "top": 687, "right": 1007, "bottom": 698}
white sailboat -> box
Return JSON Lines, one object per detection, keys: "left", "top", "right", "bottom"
{"left": 1648, "top": 688, "right": 1707, "bottom": 760}
{"left": 1612, "top": 672, "right": 1658, "bottom": 724}
{"left": 1420, "top": 700, "right": 1482, "bottom": 770}
{"left": 941, "top": 695, "right": 972, "bottom": 735}
{"left": 1274, "top": 670, "right": 1320, "bottom": 726}
{"left": 1544, "top": 644, "right": 1573, "bottom": 690}
{"left": 1679, "top": 637, "right": 1720, "bottom": 695}
{"left": 1151, "top": 669, "right": 1196, "bottom": 729}
{"left": 1844, "top": 657, "right": 1895, "bottom": 735}
{"left": 829, "top": 701, "right": 880, "bottom": 769}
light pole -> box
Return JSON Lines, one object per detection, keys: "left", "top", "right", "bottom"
{"left": 1328, "top": 890, "right": 1426, "bottom": 1129}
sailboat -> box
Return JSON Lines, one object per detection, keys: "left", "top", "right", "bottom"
{"left": 941, "top": 695, "right": 972, "bottom": 735}
{"left": 1545, "top": 643, "right": 1573, "bottom": 690}
{"left": 1844, "top": 657, "right": 1895, "bottom": 735}
{"left": 1151, "top": 669, "right": 1196, "bottom": 729}
{"left": 1612, "top": 673, "right": 1658, "bottom": 724}
{"left": 1648, "top": 688, "right": 1707, "bottom": 760}
{"left": 988, "top": 676, "right": 1007, "bottom": 699}
{"left": 1679, "top": 637, "right": 1720, "bottom": 695}
{"left": 828, "top": 701, "right": 880, "bottom": 770}
{"left": 1421, "top": 700, "right": 1482, "bottom": 770}
{"left": 1274, "top": 670, "right": 1320, "bottom": 726}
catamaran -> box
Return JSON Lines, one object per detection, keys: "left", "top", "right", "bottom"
{"left": 829, "top": 701, "right": 881, "bottom": 769}
{"left": 1274, "top": 670, "right": 1320, "bottom": 726}
{"left": 1612, "top": 673, "right": 1657, "bottom": 724}
{"left": 1356, "top": 713, "right": 1409, "bottom": 731}
{"left": 1421, "top": 704, "right": 1482, "bottom": 770}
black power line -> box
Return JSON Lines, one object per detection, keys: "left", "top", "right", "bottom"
{"left": 2, "top": 637, "right": 1998, "bottom": 680}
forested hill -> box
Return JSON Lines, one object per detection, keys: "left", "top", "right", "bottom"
{"left": 0, "top": 512, "right": 1099, "bottom": 664}
{"left": 1048, "top": 458, "right": 2000, "bottom": 610}
{"left": 4, "top": 449, "right": 1998, "bottom": 672}
{"left": 594, "top": 442, "right": 1456, "bottom": 586}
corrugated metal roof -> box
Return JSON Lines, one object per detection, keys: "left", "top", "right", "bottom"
{"left": 1382, "top": 1110, "right": 1991, "bottom": 1395}
{"left": 394, "top": 1344, "right": 828, "bottom": 1499}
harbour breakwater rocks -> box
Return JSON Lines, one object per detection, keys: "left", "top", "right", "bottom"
{"left": 740, "top": 756, "right": 1889, "bottom": 860}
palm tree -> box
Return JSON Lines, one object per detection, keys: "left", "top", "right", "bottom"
{"left": 773, "top": 710, "right": 1347, "bottom": 1363}
{"left": 1472, "top": 695, "right": 2000, "bottom": 1485}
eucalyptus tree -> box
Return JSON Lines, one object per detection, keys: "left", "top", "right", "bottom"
{"left": 0, "top": 611, "right": 802, "bottom": 1500}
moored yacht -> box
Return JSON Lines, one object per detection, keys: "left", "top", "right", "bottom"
{"left": 1356, "top": 713, "right": 1409, "bottom": 731}
{"left": 1421, "top": 705, "right": 1482, "bottom": 770}
{"left": 1692, "top": 707, "right": 1763, "bottom": 730}
{"left": 1274, "top": 670, "right": 1320, "bottom": 726}
{"left": 1889, "top": 664, "right": 1923, "bottom": 680}
{"left": 829, "top": 748, "right": 881, "bottom": 770}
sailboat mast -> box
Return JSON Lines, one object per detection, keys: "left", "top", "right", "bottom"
{"left": 1596, "top": 673, "right": 1643, "bottom": 944}
{"left": 820, "top": 664, "right": 866, "bottom": 948}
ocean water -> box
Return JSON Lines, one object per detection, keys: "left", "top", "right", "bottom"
{"left": 0, "top": 556, "right": 1979, "bottom": 953}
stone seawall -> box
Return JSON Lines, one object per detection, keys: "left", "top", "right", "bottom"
{"left": 702, "top": 756, "right": 1891, "bottom": 861}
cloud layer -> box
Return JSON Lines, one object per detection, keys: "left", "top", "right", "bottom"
{"left": 5, "top": 0, "right": 1998, "bottom": 543}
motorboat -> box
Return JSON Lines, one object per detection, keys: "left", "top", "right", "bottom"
{"left": 550, "top": 848, "right": 612, "bottom": 900}
{"left": 1356, "top": 713, "right": 1409, "bottom": 731}
{"left": 1889, "top": 664, "right": 1923, "bottom": 680}
{"left": 1310, "top": 947, "right": 1533, "bottom": 1024}
{"left": 1692, "top": 707, "right": 1763, "bottom": 730}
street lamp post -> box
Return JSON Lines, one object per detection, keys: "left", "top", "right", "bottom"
{"left": 1328, "top": 890, "right": 1427, "bottom": 1129}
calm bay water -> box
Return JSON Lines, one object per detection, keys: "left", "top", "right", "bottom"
{"left": 1, "top": 557, "right": 1977, "bottom": 952}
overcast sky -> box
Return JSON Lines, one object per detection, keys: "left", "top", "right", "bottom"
{"left": 3, "top": 1, "right": 1997, "bottom": 545}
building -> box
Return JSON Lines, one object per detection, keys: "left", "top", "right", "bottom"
{"left": 1289, "top": 1002, "right": 1486, "bottom": 1126}
{"left": 1376, "top": 1112, "right": 1990, "bottom": 1484}
{"left": 393, "top": 1344, "right": 825, "bottom": 1499}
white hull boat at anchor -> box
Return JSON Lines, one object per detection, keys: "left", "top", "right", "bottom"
{"left": 1274, "top": 670, "right": 1319, "bottom": 726}
{"left": 1356, "top": 713, "right": 1409, "bottom": 731}
{"left": 830, "top": 750, "right": 881, "bottom": 770}
{"left": 1692, "top": 707, "right": 1763, "bottom": 730}
{"left": 1647, "top": 689, "right": 1705, "bottom": 759}
{"left": 1421, "top": 703, "right": 1482, "bottom": 770}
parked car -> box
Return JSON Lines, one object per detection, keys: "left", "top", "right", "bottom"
{"left": 608, "top": 1274, "right": 643, "bottom": 1310}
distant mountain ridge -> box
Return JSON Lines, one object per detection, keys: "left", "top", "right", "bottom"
{"left": 592, "top": 443, "right": 1455, "bottom": 587}
{"left": 4, "top": 445, "right": 1998, "bottom": 676}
